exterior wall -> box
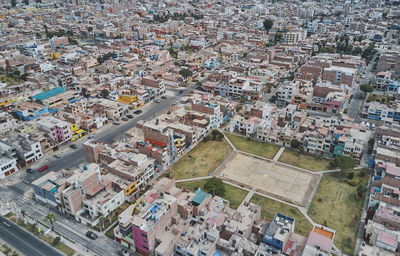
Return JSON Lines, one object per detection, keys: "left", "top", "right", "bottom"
{"left": 0, "top": 158, "right": 18, "bottom": 179}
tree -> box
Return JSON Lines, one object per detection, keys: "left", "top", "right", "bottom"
{"left": 331, "top": 156, "right": 357, "bottom": 171}
{"left": 179, "top": 68, "right": 193, "bottom": 79}
{"left": 290, "top": 139, "right": 302, "bottom": 149}
{"left": 87, "top": 26, "right": 93, "bottom": 33}
{"left": 100, "top": 89, "right": 109, "bottom": 99}
{"left": 44, "top": 213, "right": 57, "bottom": 231}
{"left": 360, "top": 84, "right": 373, "bottom": 94}
{"left": 11, "top": 0, "right": 16, "bottom": 7}
{"left": 52, "top": 237, "right": 61, "bottom": 246}
{"left": 357, "top": 183, "right": 364, "bottom": 199}
{"left": 263, "top": 19, "right": 273, "bottom": 31}
{"left": 211, "top": 129, "right": 222, "bottom": 140}
{"left": 203, "top": 177, "right": 225, "bottom": 197}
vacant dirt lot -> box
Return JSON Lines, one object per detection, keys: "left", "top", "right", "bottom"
{"left": 217, "top": 152, "right": 318, "bottom": 206}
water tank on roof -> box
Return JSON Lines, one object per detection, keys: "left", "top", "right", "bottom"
{"left": 83, "top": 165, "right": 88, "bottom": 170}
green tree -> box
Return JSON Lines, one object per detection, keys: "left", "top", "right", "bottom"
{"left": 179, "top": 68, "right": 193, "bottom": 79}
{"left": 203, "top": 177, "right": 225, "bottom": 197}
{"left": 100, "top": 89, "right": 109, "bottom": 98}
{"left": 263, "top": 19, "right": 273, "bottom": 31}
{"left": 52, "top": 236, "right": 61, "bottom": 246}
{"left": 360, "top": 84, "right": 373, "bottom": 94}
{"left": 331, "top": 156, "right": 357, "bottom": 171}
{"left": 290, "top": 139, "right": 302, "bottom": 149}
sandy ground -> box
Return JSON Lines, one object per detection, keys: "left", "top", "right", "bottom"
{"left": 218, "top": 152, "right": 318, "bottom": 206}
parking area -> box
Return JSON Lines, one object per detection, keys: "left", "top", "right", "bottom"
{"left": 217, "top": 152, "right": 318, "bottom": 206}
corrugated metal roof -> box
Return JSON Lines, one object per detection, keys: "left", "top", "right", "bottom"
{"left": 32, "top": 87, "right": 66, "bottom": 101}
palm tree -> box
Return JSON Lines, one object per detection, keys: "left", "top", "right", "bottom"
{"left": 44, "top": 213, "right": 57, "bottom": 230}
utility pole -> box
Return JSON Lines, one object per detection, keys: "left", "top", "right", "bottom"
{"left": 11, "top": 201, "right": 19, "bottom": 221}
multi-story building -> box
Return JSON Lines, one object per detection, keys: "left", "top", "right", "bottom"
{"left": 36, "top": 116, "right": 72, "bottom": 144}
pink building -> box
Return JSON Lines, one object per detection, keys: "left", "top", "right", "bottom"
{"left": 37, "top": 116, "right": 72, "bottom": 143}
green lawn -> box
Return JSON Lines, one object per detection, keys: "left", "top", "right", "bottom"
{"left": 250, "top": 194, "right": 312, "bottom": 236}
{"left": 169, "top": 139, "right": 232, "bottom": 180}
{"left": 0, "top": 74, "right": 23, "bottom": 86}
{"left": 176, "top": 180, "right": 248, "bottom": 210}
{"left": 225, "top": 133, "right": 280, "bottom": 159}
{"left": 308, "top": 170, "right": 368, "bottom": 255}
{"left": 278, "top": 149, "right": 332, "bottom": 171}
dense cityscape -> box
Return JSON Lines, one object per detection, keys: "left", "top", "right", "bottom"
{"left": 0, "top": 0, "right": 399, "bottom": 255}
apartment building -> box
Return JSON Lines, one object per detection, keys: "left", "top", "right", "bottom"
{"left": 0, "top": 142, "right": 18, "bottom": 179}
{"left": 322, "top": 66, "right": 356, "bottom": 87}
{"left": 37, "top": 116, "right": 72, "bottom": 144}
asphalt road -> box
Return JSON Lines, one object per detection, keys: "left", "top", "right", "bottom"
{"left": 0, "top": 215, "right": 64, "bottom": 256}
{"left": 347, "top": 54, "right": 378, "bottom": 119}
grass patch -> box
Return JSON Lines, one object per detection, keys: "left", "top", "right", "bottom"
{"left": 169, "top": 139, "right": 232, "bottom": 179}
{"left": 278, "top": 149, "right": 332, "bottom": 171}
{"left": 0, "top": 74, "right": 23, "bottom": 86}
{"left": 176, "top": 180, "right": 248, "bottom": 210}
{"left": 250, "top": 194, "right": 313, "bottom": 236}
{"left": 308, "top": 170, "right": 368, "bottom": 255}
{"left": 367, "top": 94, "right": 394, "bottom": 105}
{"left": 3, "top": 212, "right": 13, "bottom": 218}
{"left": 225, "top": 133, "right": 280, "bottom": 159}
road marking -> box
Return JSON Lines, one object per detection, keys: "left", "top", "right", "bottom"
{"left": 2, "top": 221, "right": 10, "bottom": 227}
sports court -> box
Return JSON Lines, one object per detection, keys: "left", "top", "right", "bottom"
{"left": 218, "top": 152, "right": 318, "bottom": 206}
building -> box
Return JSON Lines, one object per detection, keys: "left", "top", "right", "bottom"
{"left": 36, "top": 116, "right": 72, "bottom": 144}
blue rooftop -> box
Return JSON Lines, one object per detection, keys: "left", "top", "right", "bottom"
{"left": 32, "top": 87, "right": 66, "bottom": 101}
{"left": 192, "top": 188, "right": 211, "bottom": 206}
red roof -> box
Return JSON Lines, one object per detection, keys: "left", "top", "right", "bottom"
{"left": 283, "top": 240, "right": 296, "bottom": 256}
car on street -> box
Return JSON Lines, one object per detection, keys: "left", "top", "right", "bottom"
{"left": 134, "top": 110, "right": 142, "bottom": 114}
{"left": 113, "top": 121, "right": 120, "bottom": 125}
{"left": 26, "top": 168, "right": 34, "bottom": 174}
{"left": 121, "top": 117, "right": 128, "bottom": 121}
{"left": 70, "top": 144, "right": 78, "bottom": 149}
{"left": 126, "top": 114, "right": 134, "bottom": 119}
{"left": 154, "top": 100, "right": 160, "bottom": 103}
{"left": 117, "top": 248, "right": 131, "bottom": 256}
{"left": 161, "top": 95, "right": 167, "bottom": 99}
{"left": 179, "top": 90, "right": 183, "bottom": 94}
{"left": 86, "top": 231, "right": 98, "bottom": 240}
{"left": 39, "top": 165, "right": 48, "bottom": 172}
{"left": 53, "top": 154, "right": 61, "bottom": 159}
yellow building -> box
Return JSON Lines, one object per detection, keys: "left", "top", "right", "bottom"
{"left": 70, "top": 124, "right": 87, "bottom": 141}
{"left": 124, "top": 181, "right": 137, "bottom": 197}
{"left": 117, "top": 94, "right": 138, "bottom": 105}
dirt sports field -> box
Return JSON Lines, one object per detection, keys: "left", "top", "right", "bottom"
{"left": 217, "top": 152, "right": 318, "bottom": 206}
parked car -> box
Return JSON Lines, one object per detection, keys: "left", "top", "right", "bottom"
{"left": 126, "top": 114, "right": 134, "bottom": 119}
{"left": 117, "top": 248, "right": 131, "bottom": 256}
{"left": 70, "top": 144, "right": 78, "bottom": 149}
{"left": 113, "top": 121, "right": 120, "bottom": 125}
{"left": 39, "top": 165, "right": 48, "bottom": 172}
{"left": 121, "top": 117, "right": 128, "bottom": 121}
{"left": 26, "top": 168, "right": 34, "bottom": 174}
{"left": 179, "top": 90, "right": 183, "bottom": 94}
{"left": 154, "top": 100, "right": 160, "bottom": 103}
{"left": 161, "top": 95, "right": 167, "bottom": 99}
{"left": 86, "top": 231, "right": 97, "bottom": 240}
{"left": 134, "top": 110, "right": 142, "bottom": 114}
{"left": 53, "top": 154, "right": 61, "bottom": 159}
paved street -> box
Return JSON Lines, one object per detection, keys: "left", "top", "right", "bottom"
{"left": 0, "top": 215, "right": 64, "bottom": 256}
{"left": 347, "top": 54, "right": 378, "bottom": 119}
